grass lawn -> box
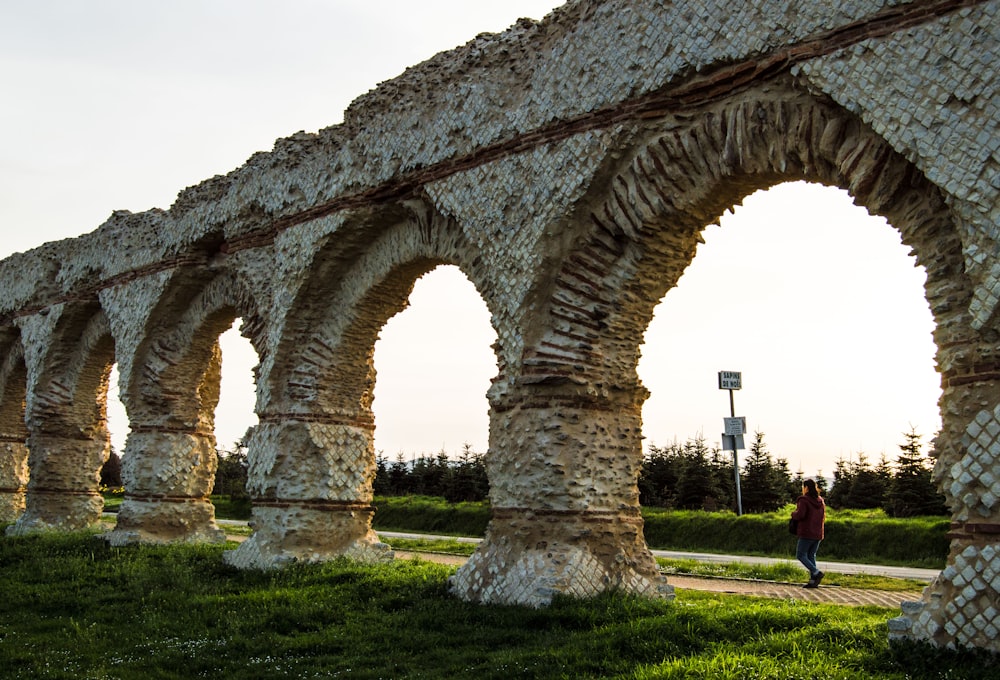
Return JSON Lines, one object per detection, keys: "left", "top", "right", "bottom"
{"left": 1, "top": 530, "right": 996, "bottom": 679}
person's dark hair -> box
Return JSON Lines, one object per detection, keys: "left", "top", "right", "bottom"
{"left": 803, "top": 478, "right": 820, "bottom": 498}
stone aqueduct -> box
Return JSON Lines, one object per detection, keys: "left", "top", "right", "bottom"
{"left": 0, "top": 0, "right": 997, "bottom": 651}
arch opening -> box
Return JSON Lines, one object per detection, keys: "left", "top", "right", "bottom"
{"left": 215, "top": 319, "right": 260, "bottom": 454}
{"left": 637, "top": 181, "right": 941, "bottom": 491}
{"left": 225, "top": 208, "right": 502, "bottom": 569}
{"left": 371, "top": 264, "right": 497, "bottom": 500}
{"left": 373, "top": 264, "right": 497, "bottom": 461}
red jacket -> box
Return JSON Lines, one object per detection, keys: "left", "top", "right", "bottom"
{"left": 791, "top": 494, "right": 826, "bottom": 540}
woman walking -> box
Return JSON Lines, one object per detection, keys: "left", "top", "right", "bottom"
{"left": 791, "top": 479, "right": 826, "bottom": 588}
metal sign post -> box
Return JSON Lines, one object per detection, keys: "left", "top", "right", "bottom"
{"left": 718, "top": 371, "right": 744, "bottom": 516}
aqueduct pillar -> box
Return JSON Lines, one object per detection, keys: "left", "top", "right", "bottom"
{"left": 223, "top": 416, "right": 392, "bottom": 569}
{"left": 103, "top": 272, "right": 244, "bottom": 546}
{"left": 0, "top": 342, "right": 28, "bottom": 522}
{"left": 7, "top": 308, "right": 112, "bottom": 535}
{"left": 890, "top": 326, "right": 1000, "bottom": 648}
{"left": 0, "top": 437, "right": 28, "bottom": 523}
{"left": 108, "top": 422, "right": 226, "bottom": 545}
{"left": 450, "top": 381, "right": 670, "bottom": 605}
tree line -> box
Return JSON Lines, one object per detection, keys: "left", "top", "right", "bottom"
{"left": 826, "top": 428, "right": 948, "bottom": 517}
{"left": 373, "top": 444, "right": 489, "bottom": 503}
{"left": 638, "top": 428, "right": 946, "bottom": 516}
{"left": 98, "top": 428, "right": 948, "bottom": 517}
{"left": 638, "top": 432, "right": 801, "bottom": 513}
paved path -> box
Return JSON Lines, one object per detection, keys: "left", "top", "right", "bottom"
{"left": 649, "top": 548, "right": 937, "bottom": 582}
{"left": 665, "top": 574, "right": 914, "bottom": 608}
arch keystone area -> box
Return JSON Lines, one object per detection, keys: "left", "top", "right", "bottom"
{"left": 0, "top": 0, "right": 998, "bottom": 652}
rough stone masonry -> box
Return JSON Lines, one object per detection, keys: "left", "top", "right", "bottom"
{"left": 0, "top": 0, "right": 998, "bottom": 652}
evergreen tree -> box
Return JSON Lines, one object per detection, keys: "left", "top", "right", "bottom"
{"left": 828, "top": 457, "right": 854, "bottom": 509}
{"left": 373, "top": 454, "right": 391, "bottom": 496}
{"left": 388, "top": 453, "right": 410, "bottom": 495}
{"left": 710, "top": 445, "right": 735, "bottom": 512}
{"left": 213, "top": 444, "right": 249, "bottom": 498}
{"left": 639, "top": 442, "right": 684, "bottom": 508}
{"left": 443, "top": 443, "right": 489, "bottom": 503}
{"left": 675, "top": 436, "right": 724, "bottom": 510}
{"left": 876, "top": 453, "right": 894, "bottom": 497}
{"left": 844, "top": 452, "right": 888, "bottom": 509}
{"left": 373, "top": 446, "right": 490, "bottom": 502}
{"left": 740, "top": 432, "right": 786, "bottom": 513}
{"left": 814, "top": 471, "right": 829, "bottom": 497}
{"left": 790, "top": 467, "right": 806, "bottom": 502}
{"left": 884, "top": 428, "right": 948, "bottom": 517}
{"left": 409, "top": 452, "right": 450, "bottom": 496}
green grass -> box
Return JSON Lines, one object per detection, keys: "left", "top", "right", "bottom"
{"left": 385, "top": 535, "right": 479, "bottom": 556}
{"left": 0, "top": 530, "right": 995, "bottom": 680}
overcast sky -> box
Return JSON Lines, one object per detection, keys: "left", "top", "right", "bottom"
{"left": 0, "top": 1, "right": 941, "bottom": 478}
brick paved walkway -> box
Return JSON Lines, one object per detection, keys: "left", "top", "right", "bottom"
{"left": 666, "top": 574, "right": 912, "bottom": 608}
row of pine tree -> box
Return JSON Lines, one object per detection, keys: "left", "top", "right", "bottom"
{"left": 99, "top": 428, "right": 948, "bottom": 517}
{"left": 637, "top": 428, "right": 947, "bottom": 516}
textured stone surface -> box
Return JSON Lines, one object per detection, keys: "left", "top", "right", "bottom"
{"left": 0, "top": 0, "right": 997, "bottom": 652}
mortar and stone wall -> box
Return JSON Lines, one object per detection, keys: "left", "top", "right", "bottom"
{"left": 0, "top": 0, "right": 997, "bottom": 653}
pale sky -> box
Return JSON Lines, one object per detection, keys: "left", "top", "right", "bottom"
{"left": 0, "top": 1, "right": 941, "bottom": 478}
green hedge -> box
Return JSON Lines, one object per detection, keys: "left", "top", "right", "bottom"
{"left": 372, "top": 496, "right": 950, "bottom": 569}
{"left": 639, "top": 507, "right": 949, "bottom": 568}
{"left": 373, "top": 495, "right": 491, "bottom": 536}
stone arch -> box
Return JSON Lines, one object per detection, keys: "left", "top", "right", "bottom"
{"left": 8, "top": 301, "right": 116, "bottom": 534}
{"left": 537, "top": 88, "right": 967, "bottom": 393}
{"left": 449, "top": 81, "right": 971, "bottom": 607}
{"left": 0, "top": 331, "right": 28, "bottom": 522}
{"left": 225, "top": 200, "right": 499, "bottom": 569}
{"left": 572, "top": 87, "right": 975, "bottom": 514}
{"left": 127, "top": 270, "right": 265, "bottom": 429}
{"left": 108, "top": 267, "right": 264, "bottom": 546}
{"left": 267, "top": 201, "right": 498, "bottom": 414}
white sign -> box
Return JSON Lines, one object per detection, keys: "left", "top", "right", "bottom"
{"left": 721, "top": 433, "right": 745, "bottom": 450}
{"left": 723, "top": 417, "right": 746, "bottom": 436}
{"left": 718, "top": 371, "right": 742, "bottom": 390}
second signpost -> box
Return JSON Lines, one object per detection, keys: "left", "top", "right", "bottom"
{"left": 718, "top": 370, "right": 745, "bottom": 516}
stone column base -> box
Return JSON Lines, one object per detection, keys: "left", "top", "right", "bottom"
{"left": 104, "top": 495, "right": 226, "bottom": 546}
{"left": 888, "top": 538, "right": 1000, "bottom": 652}
{"left": 449, "top": 507, "right": 673, "bottom": 607}
{"left": 223, "top": 500, "right": 393, "bottom": 570}
{"left": 5, "top": 489, "right": 104, "bottom": 535}
{"left": 0, "top": 489, "right": 26, "bottom": 523}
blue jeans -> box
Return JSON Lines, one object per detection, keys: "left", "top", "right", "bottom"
{"left": 796, "top": 538, "right": 822, "bottom": 577}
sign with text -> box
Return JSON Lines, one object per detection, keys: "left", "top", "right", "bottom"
{"left": 723, "top": 416, "right": 746, "bottom": 436}
{"left": 718, "top": 371, "right": 742, "bottom": 390}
